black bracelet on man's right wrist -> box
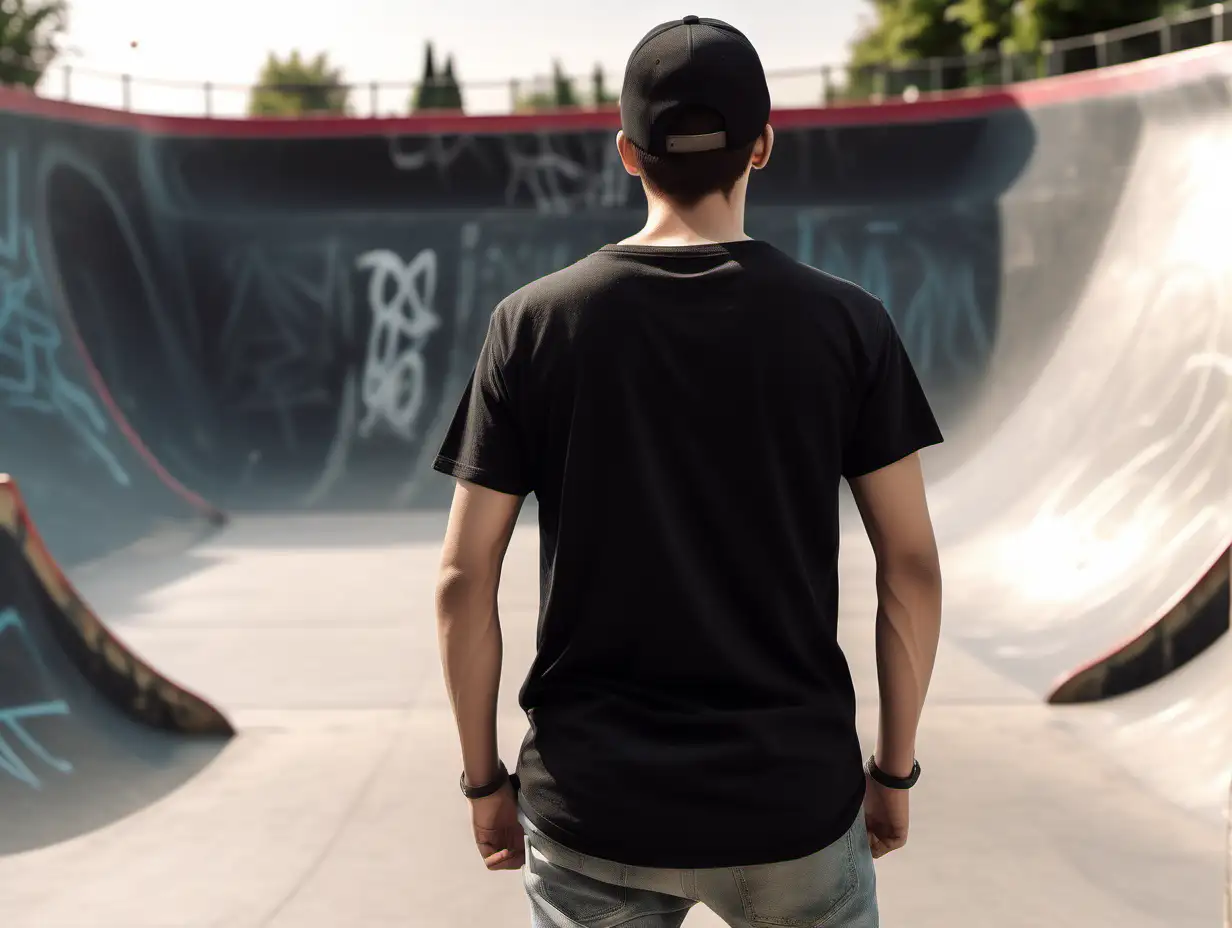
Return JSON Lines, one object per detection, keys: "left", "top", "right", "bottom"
{"left": 867, "top": 755, "right": 921, "bottom": 789}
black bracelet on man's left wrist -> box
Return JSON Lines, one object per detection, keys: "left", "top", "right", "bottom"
{"left": 460, "top": 761, "right": 508, "bottom": 799}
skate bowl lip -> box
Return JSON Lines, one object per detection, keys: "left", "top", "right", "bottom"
{"left": 0, "top": 44, "right": 1226, "bottom": 139}
{"left": 0, "top": 472, "right": 234, "bottom": 736}
{"left": 1046, "top": 545, "right": 1232, "bottom": 704}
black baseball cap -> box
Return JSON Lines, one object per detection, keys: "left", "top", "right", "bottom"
{"left": 620, "top": 16, "right": 771, "bottom": 156}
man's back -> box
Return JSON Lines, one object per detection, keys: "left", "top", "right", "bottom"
{"left": 435, "top": 239, "right": 942, "bottom": 869}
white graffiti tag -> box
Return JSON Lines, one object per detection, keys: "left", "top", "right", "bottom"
{"left": 0, "top": 608, "right": 73, "bottom": 789}
{"left": 355, "top": 248, "right": 441, "bottom": 441}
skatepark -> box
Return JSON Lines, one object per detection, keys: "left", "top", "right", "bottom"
{"left": 0, "top": 35, "right": 1229, "bottom": 927}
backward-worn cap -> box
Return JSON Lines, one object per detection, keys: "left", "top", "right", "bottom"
{"left": 620, "top": 15, "right": 771, "bottom": 156}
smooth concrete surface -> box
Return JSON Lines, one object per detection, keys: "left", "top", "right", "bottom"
{"left": 0, "top": 512, "right": 1223, "bottom": 927}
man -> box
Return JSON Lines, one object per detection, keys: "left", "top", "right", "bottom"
{"left": 434, "top": 15, "right": 944, "bottom": 928}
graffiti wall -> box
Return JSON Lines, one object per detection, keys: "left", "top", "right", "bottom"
{"left": 0, "top": 102, "right": 1047, "bottom": 520}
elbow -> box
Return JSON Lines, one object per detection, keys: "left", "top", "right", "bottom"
{"left": 435, "top": 564, "right": 495, "bottom": 619}
{"left": 876, "top": 546, "right": 942, "bottom": 591}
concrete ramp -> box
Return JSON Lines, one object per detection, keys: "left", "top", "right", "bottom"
{"left": 0, "top": 475, "right": 231, "bottom": 854}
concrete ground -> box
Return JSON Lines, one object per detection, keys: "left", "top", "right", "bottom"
{"left": 0, "top": 510, "right": 1224, "bottom": 927}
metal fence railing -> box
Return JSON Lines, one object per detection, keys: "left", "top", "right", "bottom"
{"left": 34, "top": 3, "right": 1232, "bottom": 118}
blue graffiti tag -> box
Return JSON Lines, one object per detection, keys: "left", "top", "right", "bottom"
{"left": 0, "top": 608, "right": 74, "bottom": 789}
{"left": 795, "top": 211, "right": 995, "bottom": 379}
{"left": 0, "top": 149, "right": 129, "bottom": 486}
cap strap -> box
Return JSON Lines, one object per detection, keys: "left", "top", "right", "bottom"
{"left": 665, "top": 130, "right": 727, "bottom": 153}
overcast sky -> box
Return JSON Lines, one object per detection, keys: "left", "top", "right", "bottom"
{"left": 51, "top": 0, "right": 871, "bottom": 116}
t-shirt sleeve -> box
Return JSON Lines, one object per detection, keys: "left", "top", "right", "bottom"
{"left": 433, "top": 309, "right": 532, "bottom": 496}
{"left": 842, "top": 303, "right": 944, "bottom": 479}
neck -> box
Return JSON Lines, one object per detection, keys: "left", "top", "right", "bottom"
{"left": 624, "top": 184, "right": 751, "bottom": 247}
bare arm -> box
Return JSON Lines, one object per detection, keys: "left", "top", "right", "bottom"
{"left": 849, "top": 452, "right": 942, "bottom": 777}
{"left": 436, "top": 479, "right": 523, "bottom": 788}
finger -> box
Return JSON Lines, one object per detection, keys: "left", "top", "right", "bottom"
{"left": 486, "top": 850, "right": 526, "bottom": 870}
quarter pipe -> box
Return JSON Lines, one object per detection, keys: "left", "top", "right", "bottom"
{"left": 0, "top": 475, "right": 232, "bottom": 854}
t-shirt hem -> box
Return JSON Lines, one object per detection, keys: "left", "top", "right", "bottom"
{"left": 516, "top": 789, "right": 866, "bottom": 870}
{"left": 432, "top": 455, "right": 530, "bottom": 497}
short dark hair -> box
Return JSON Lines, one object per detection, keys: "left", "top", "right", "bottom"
{"left": 633, "top": 106, "right": 759, "bottom": 208}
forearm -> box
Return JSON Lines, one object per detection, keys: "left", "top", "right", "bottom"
{"left": 873, "top": 557, "right": 942, "bottom": 776}
{"left": 436, "top": 571, "right": 504, "bottom": 786}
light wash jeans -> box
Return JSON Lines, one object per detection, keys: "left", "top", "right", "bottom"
{"left": 519, "top": 808, "right": 878, "bottom": 927}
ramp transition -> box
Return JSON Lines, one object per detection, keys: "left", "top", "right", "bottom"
{"left": 0, "top": 474, "right": 232, "bottom": 854}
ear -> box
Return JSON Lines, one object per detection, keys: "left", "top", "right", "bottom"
{"left": 750, "top": 124, "right": 775, "bottom": 171}
{"left": 616, "top": 130, "right": 642, "bottom": 177}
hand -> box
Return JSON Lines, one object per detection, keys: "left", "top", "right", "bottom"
{"left": 469, "top": 778, "right": 526, "bottom": 870}
{"left": 863, "top": 771, "right": 910, "bottom": 859}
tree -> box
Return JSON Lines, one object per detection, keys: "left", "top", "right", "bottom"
{"left": 514, "top": 59, "right": 580, "bottom": 112}
{"left": 846, "top": 0, "right": 973, "bottom": 97}
{"left": 412, "top": 41, "right": 438, "bottom": 110}
{"left": 1019, "top": 0, "right": 1202, "bottom": 48}
{"left": 249, "top": 50, "right": 349, "bottom": 117}
{"left": 0, "top": 0, "right": 67, "bottom": 90}
{"left": 591, "top": 63, "right": 617, "bottom": 107}
{"left": 412, "top": 44, "right": 463, "bottom": 112}
{"left": 846, "top": 0, "right": 1212, "bottom": 98}
{"left": 438, "top": 55, "right": 464, "bottom": 110}
{"left": 551, "top": 60, "right": 578, "bottom": 107}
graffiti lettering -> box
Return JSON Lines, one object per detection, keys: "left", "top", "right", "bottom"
{"left": 219, "top": 239, "right": 354, "bottom": 452}
{"left": 796, "top": 212, "right": 996, "bottom": 379}
{"left": 503, "top": 135, "right": 631, "bottom": 215}
{"left": 0, "top": 149, "right": 129, "bottom": 485}
{"left": 0, "top": 608, "right": 73, "bottom": 789}
{"left": 356, "top": 248, "right": 441, "bottom": 441}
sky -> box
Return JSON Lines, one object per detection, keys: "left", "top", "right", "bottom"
{"left": 50, "top": 0, "right": 872, "bottom": 116}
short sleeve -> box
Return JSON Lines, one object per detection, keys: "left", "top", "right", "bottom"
{"left": 843, "top": 305, "right": 944, "bottom": 479}
{"left": 433, "top": 311, "right": 532, "bottom": 496}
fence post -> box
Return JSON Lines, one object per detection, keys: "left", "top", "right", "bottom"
{"left": 1042, "top": 39, "right": 1055, "bottom": 77}
{"left": 1094, "top": 33, "right": 1108, "bottom": 69}
{"left": 204, "top": 81, "right": 212, "bottom": 117}
{"left": 1160, "top": 16, "right": 1172, "bottom": 54}
{"left": 509, "top": 79, "right": 519, "bottom": 113}
{"left": 1000, "top": 42, "right": 1013, "bottom": 86}
{"left": 930, "top": 56, "right": 942, "bottom": 92}
{"left": 122, "top": 73, "right": 132, "bottom": 110}
{"left": 1215, "top": 4, "right": 1225, "bottom": 44}
{"left": 62, "top": 65, "right": 71, "bottom": 102}
{"left": 821, "top": 65, "right": 833, "bottom": 106}
{"left": 369, "top": 81, "right": 378, "bottom": 117}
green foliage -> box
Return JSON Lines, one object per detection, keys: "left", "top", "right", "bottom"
{"left": 438, "top": 56, "right": 464, "bottom": 110}
{"left": 516, "top": 61, "right": 615, "bottom": 112}
{"left": 845, "top": 0, "right": 1217, "bottom": 98}
{"left": 1023, "top": 0, "right": 1190, "bottom": 43}
{"left": 514, "top": 60, "right": 580, "bottom": 111}
{"left": 411, "top": 42, "right": 464, "bottom": 112}
{"left": 551, "top": 60, "right": 577, "bottom": 107}
{"left": 591, "top": 63, "right": 616, "bottom": 106}
{"left": 249, "top": 50, "right": 349, "bottom": 116}
{"left": 0, "top": 0, "right": 67, "bottom": 89}
{"left": 848, "top": 0, "right": 969, "bottom": 68}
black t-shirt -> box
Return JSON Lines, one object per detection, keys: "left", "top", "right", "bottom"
{"left": 434, "top": 241, "right": 943, "bottom": 869}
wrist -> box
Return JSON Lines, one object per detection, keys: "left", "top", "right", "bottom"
{"left": 873, "top": 748, "right": 916, "bottom": 780}
{"left": 460, "top": 761, "right": 509, "bottom": 799}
